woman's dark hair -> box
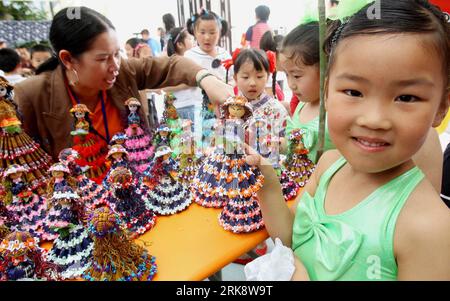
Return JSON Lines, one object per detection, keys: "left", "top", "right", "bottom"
{"left": 163, "top": 13, "right": 176, "bottom": 32}
{"left": 325, "top": 0, "right": 450, "bottom": 90}
{"left": 166, "top": 27, "right": 189, "bottom": 56}
{"left": 280, "top": 22, "right": 319, "bottom": 67}
{"left": 233, "top": 49, "right": 277, "bottom": 99}
{"left": 186, "top": 9, "right": 228, "bottom": 38}
{"left": 36, "top": 6, "right": 115, "bottom": 75}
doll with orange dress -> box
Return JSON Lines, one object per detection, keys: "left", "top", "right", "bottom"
{"left": 70, "top": 104, "right": 108, "bottom": 184}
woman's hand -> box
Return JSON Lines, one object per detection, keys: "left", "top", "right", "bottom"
{"left": 197, "top": 72, "right": 234, "bottom": 106}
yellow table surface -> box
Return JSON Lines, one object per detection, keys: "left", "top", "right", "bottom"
{"left": 42, "top": 201, "right": 293, "bottom": 281}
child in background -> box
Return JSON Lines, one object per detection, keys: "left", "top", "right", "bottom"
{"left": 166, "top": 27, "right": 194, "bottom": 57}
{"left": 233, "top": 48, "right": 288, "bottom": 169}
{"left": 30, "top": 44, "right": 52, "bottom": 71}
{"left": 246, "top": 0, "right": 450, "bottom": 280}
{"left": 281, "top": 23, "right": 335, "bottom": 164}
{"left": 175, "top": 9, "right": 231, "bottom": 151}
{"left": 259, "top": 31, "right": 287, "bottom": 102}
{"left": 0, "top": 48, "right": 26, "bottom": 85}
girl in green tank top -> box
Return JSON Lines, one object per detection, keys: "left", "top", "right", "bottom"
{"left": 245, "top": 0, "right": 450, "bottom": 281}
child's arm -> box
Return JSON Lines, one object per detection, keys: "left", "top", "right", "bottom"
{"left": 395, "top": 181, "right": 450, "bottom": 280}
{"left": 291, "top": 257, "right": 310, "bottom": 281}
{"left": 251, "top": 156, "right": 296, "bottom": 247}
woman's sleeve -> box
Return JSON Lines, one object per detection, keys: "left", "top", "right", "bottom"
{"left": 126, "top": 55, "right": 204, "bottom": 91}
{"left": 13, "top": 84, "right": 40, "bottom": 141}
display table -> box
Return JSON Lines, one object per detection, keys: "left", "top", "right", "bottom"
{"left": 41, "top": 201, "right": 295, "bottom": 281}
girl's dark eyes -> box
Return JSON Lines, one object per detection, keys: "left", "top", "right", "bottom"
{"left": 344, "top": 89, "right": 363, "bottom": 97}
{"left": 396, "top": 95, "right": 420, "bottom": 103}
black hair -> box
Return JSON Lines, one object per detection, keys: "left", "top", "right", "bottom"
{"left": 330, "top": 0, "right": 339, "bottom": 6}
{"left": 233, "top": 49, "right": 277, "bottom": 99}
{"left": 141, "top": 29, "right": 150, "bottom": 35}
{"left": 280, "top": 22, "right": 320, "bottom": 67}
{"left": 163, "top": 13, "right": 176, "bottom": 32}
{"left": 0, "top": 48, "right": 21, "bottom": 72}
{"left": 255, "top": 5, "right": 270, "bottom": 22}
{"left": 325, "top": 0, "right": 450, "bottom": 91}
{"left": 166, "top": 27, "right": 189, "bottom": 57}
{"left": 260, "top": 31, "right": 284, "bottom": 53}
{"left": 126, "top": 38, "right": 142, "bottom": 49}
{"left": 30, "top": 44, "right": 52, "bottom": 58}
{"left": 186, "top": 9, "right": 228, "bottom": 38}
{"left": 36, "top": 6, "right": 115, "bottom": 75}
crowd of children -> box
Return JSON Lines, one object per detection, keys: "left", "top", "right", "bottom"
{"left": 0, "top": 0, "right": 449, "bottom": 281}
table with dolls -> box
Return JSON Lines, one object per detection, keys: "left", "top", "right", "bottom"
{"left": 0, "top": 80, "right": 305, "bottom": 281}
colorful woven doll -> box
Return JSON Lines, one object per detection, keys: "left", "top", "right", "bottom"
{"left": 0, "top": 231, "right": 58, "bottom": 281}
{"left": 124, "top": 98, "right": 154, "bottom": 175}
{"left": 193, "top": 96, "right": 265, "bottom": 233}
{"left": 0, "top": 76, "right": 52, "bottom": 195}
{"left": 2, "top": 164, "right": 57, "bottom": 241}
{"left": 192, "top": 96, "right": 264, "bottom": 211}
{"left": 280, "top": 129, "right": 315, "bottom": 201}
{"left": 105, "top": 167, "right": 156, "bottom": 238}
{"left": 162, "top": 93, "right": 183, "bottom": 157}
{"left": 58, "top": 148, "right": 107, "bottom": 218}
{"left": 102, "top": 144, "right": 130, "bottom": 189}
{"left": 70, "top": 104, "right": 108, "bottom": 184}
{"left": 153, "top": 124, "right": 173, "bottom": 147}
{"left": 45, "top": 163, "right": 93, "bottom": 280}
{"left": 143, "top": 146, "right": 192, "bottom": 215}
{"left": 200, "top": 90, "right": 217, "bottom": 152}
{"left": 83, "top": 207, "right": 157, "bottom": 281}
{"left": 177, "top": 134, "right": 201, "bottom": 186}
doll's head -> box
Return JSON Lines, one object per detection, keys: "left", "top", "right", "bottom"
{"left": 88, "top": 207, "right": 123, "bottom": 238}
{"left": 107, "top": 144, "right": 128, "bottom": 161}
{"left": 289, "top": 129, "right": 307, "bottom": 154}
{"left": 0, "top": 76, "right": 13, "bottom": 100}
{"left": 3, "top": 164, "right": 27, "bottom": 182}
{"left": 125, "top": 97, "right": 141, "bottom": 114}
{"left": 58, "top": 148, "right": 80, "bottom": 165}
{"left": 155, "top": 145, "right": 173, "bottom": 161}
{"left": 156, "top": 124, "right": 171, "bottom": 139}
{"left": 164, "top": 93, "right": 176, "bottom": 107}
{"left": 70, "top": 104, "right": 92, "bottom": 119}
{"left": 108, "top": 167, "right": 133, "bottom": 189}
{"left": 110, "top": 133, "right": 127, "bottom": 146}
{"left": 221, "top": 96, "right": 252, "bottom": 121}
{"left": 49, "top": 163, "right": 70, "bottom": 179}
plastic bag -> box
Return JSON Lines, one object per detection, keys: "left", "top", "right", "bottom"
{"left": 244, "top": 238, "right": 295, "bottom": 281}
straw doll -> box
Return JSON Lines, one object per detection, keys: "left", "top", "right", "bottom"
{"left": 0, "top": 76, "right": 51, "bottom": 194}
{"left": 82, "top": 207, "right": 157, "bottom": 281}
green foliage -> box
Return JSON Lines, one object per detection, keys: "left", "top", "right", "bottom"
{"left": 0, "top": 0, "right": 49, "bottom": 21}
